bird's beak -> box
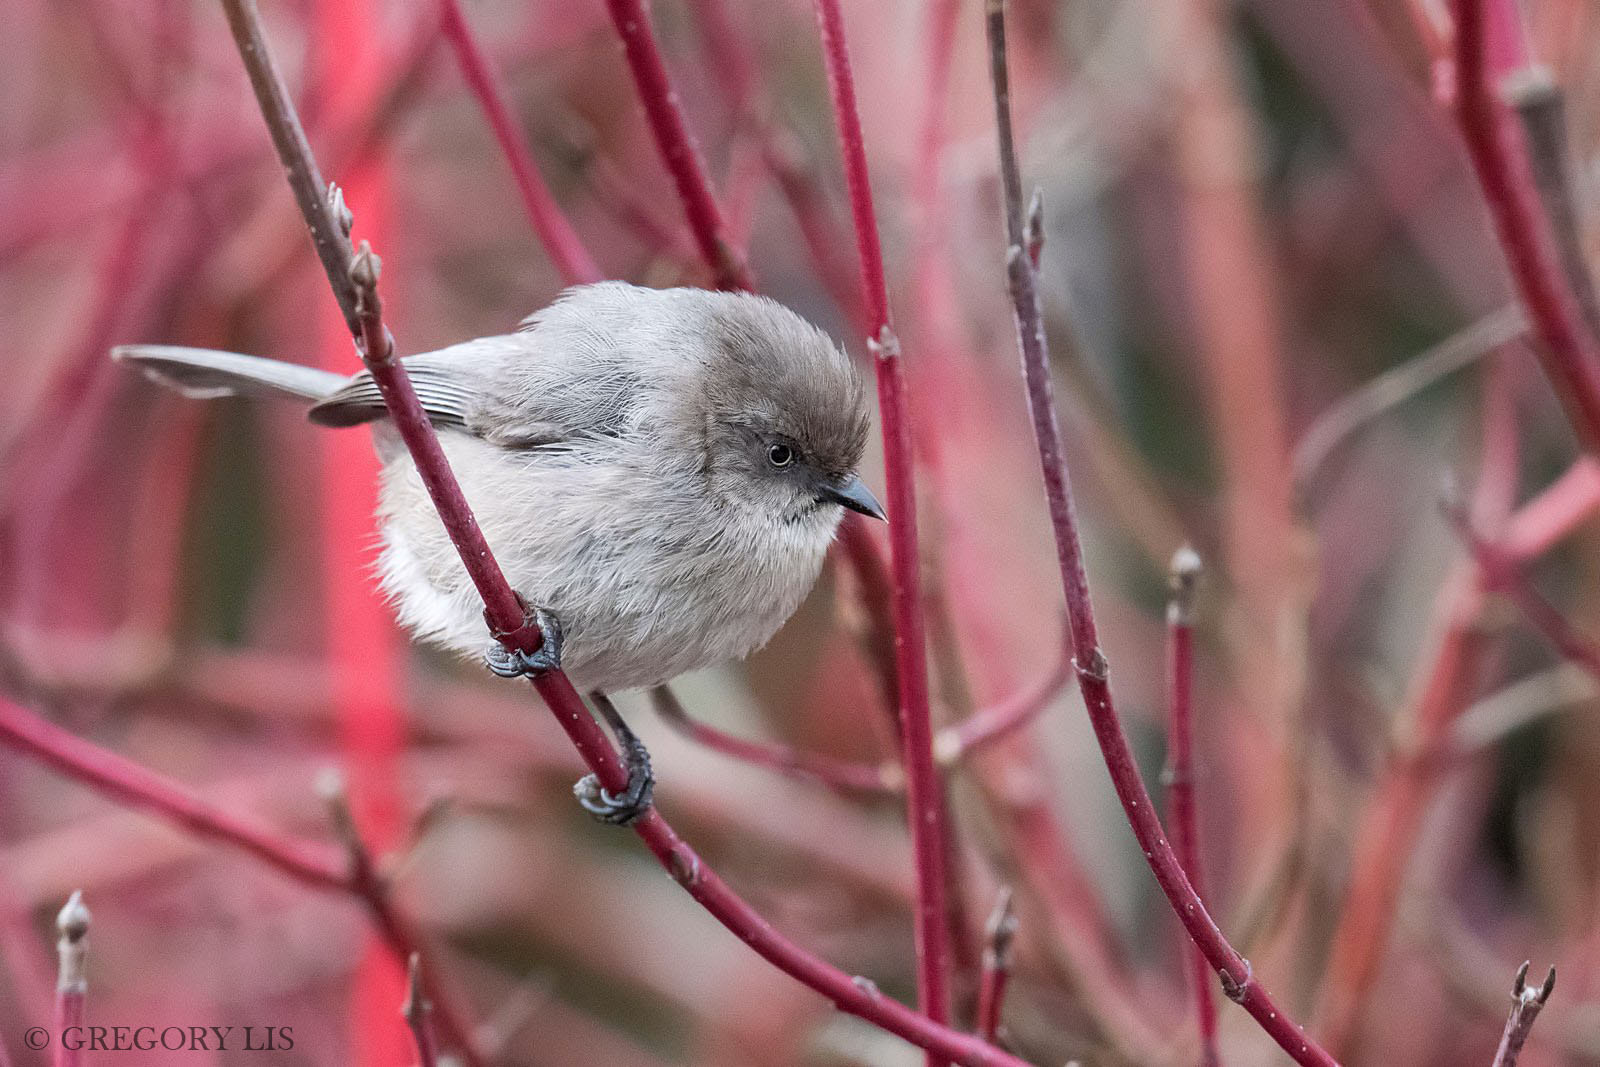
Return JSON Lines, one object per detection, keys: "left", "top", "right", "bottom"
{"left": 822, "top": 474, "right": 887, "bottom": 521}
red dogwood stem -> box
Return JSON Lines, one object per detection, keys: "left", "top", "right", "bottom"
{"left": 0, "top": 694, "right": 487, "bottom": 1067}
{"left": 1165, "top": 549, "right": 1221, "bottom": 1067}
{"left": 1451, "top": 0, "right": 1600, "bottom": 453}
{"left": 436, "top": 0, "right": 603, "bottom": 286}
{"left": 600, "top": 0, "right": 753, "bottom": 291}
{"left": 984, "top": 1, "right": 1337, "bottom": 1063}
{"left": 811, "top": 0, "right": 953, "bottom": 1056}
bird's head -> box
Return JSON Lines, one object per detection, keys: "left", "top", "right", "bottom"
{"left": 687, "top": 292, "right": 881, "bottom": 529}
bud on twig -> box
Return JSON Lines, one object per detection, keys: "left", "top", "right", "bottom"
{"left": 1492, "top": 961, "right": 1554, "bottom": 1067}
{"left": 350, "top": 240, "right": 382, "bottom": 292}
{"left": 977, "top": 887, "right": 1017, "bottom": 1044}
{"left": 1168, "top": 545, "right": 1203, "bottom": 626}
{"left": 328, "top": 182, "right": 354, "bottom": 238}
{"left": 55, "top": 890, "right": 90, "bottom": 1067}
{"left": 56, "top": 890, "right": 91, "bottom": 992}
{"left": 1024, "top": 187, "right": 1044, "bottom": 268}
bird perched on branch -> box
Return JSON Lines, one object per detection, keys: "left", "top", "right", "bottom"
{"left": 117, "top": 279, "right": 882, "bottom": 682}
{"left": 116, "top": 283, "right": 882, "bottom": 820}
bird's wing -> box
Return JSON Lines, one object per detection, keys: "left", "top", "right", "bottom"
{"left": 307, "top": 356, "right": 479, "bottom": 428}
{"left": 307, "top": 334, "right": 641, "bottom": 450}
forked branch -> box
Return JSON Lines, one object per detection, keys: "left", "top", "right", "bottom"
{"left": 1490, "top": 962, "right": 1554, "bottom": 1067}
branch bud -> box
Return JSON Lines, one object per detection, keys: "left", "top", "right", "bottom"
{"left": 1168, "top": 545, "right": 1203, "bottom": 625}
{"left": 56, "top": 890, "right": 91, "bottom": 991}
{"left": 328, "top": 182, "right": 355, "bottom": 238}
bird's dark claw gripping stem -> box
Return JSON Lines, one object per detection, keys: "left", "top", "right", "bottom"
{"left": 484, "top": 595, "right": 564, "bottom": 678}
{"left": 574, "top": 692, "right": 655, "bottom": 826}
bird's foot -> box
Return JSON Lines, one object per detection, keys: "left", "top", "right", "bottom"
{"left": 574, "top": 695, "right": 655, "bottom": 826}
{"left": 484, "top": 598, "right": 564, "bottom": 679}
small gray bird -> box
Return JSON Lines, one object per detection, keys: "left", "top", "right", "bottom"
{"left": 114, "top": 282, "right": 883, "bottom": 699}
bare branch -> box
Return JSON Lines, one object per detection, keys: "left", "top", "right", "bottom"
{"left": 1164, "top": 548, "right": 1221, "bottom": 1067}
{"left": 650, "top": 686, "right": 900, "bottom": 796}
{"left": 1451, "top": 0, "right": 1600, "bottom": 452}
{"left": 435, "top": 0, "right": 603, "bottom": 285}
{"left": 1442, "top": 493, "right": 1600, "bottom": 680}
{"left": 812, "top": 0, "right": 953, "bottom": 1052}
{"left": 1502, "top": 71, "right": 1600, "bottom": 343}
{"left": 985, "top": 1, "right": 1336, "bottom": 1062}
{"left": 601, "top": 0, "right": 753, "bottom": 290}
{"left": 1490, "top": 962, "right": 1554, "bottom": 1067}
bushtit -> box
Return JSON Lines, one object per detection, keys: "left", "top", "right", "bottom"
{"left": 114, "top": 283, "right": 883, "bottom": 697}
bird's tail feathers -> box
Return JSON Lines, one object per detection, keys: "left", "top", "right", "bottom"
{"left": 111, "top": 345, "right": 346, "bottom": 405}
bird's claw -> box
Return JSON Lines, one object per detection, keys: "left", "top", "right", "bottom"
{"left": 573, "top": 710, "right": 654, "bottom": 826}
{"left": 484, "top": 601, "right": 563, "bottom": 679}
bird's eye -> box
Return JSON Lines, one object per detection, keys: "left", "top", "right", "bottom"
{"left": 767, "top": 442, "right": 796, "bottom": 469}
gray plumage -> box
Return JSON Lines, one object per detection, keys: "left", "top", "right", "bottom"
{"left": 113, "top": 282, "right": 878, "bottom": 692}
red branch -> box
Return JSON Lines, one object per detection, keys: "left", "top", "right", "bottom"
{"left": 1164, "top": 549, "right": 1221, "bottom": 1067}
{"left": 1445, "top": 500, "right": 1600, "bottom": 679}
{"left": 650, "top": 651, "right": 1070, "bottom": 798}
{"left": 0, "top": 695, "right": 345, "bottom": 888}
{"left": 983, "top": 2, "right": 1337, "bottom": 1063}
{"left": 650, "top": 685, "right": 897, "bottom": 796}
{"left": 211, "top": 3, "right": 1022, "bottom": 1063}
{"left": 811, "top": 0, "right": 953, "bottom": 1054}
{"left": 601, "top": 0, "right": 753, "bottom": 291}
{"left": 0, "top": 695, "right": 485, "bottom": 1067}
{"left": 938, "top": 644, "right": 1071, "bottom": 762}
{"left": 436, "top": 0, "right": 603, "bottom": 286}
{"left": 1451, "top": 0, "right": 1600, "bottom": 453}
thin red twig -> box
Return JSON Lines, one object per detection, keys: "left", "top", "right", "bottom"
{"left": 810, "top": 0, "right": 953, "bottom": 1054}
{"left": 836, "top": 512, "right": 902, "bottom": 716}
{"left": 214, "top": 3, "right": 1024, "bottom": 1063}
{"left": 679, "top": 0, "right": 865, "bottom": 327}
{"left": 976, "top": 888, "right": 1016, "bottom": 1046}
{"left": 1164, "top": 549, "right": 1221, "bottom": 1067}
{"left": 1491, "top": 962, "right": 1555, "bottom": 1067}
{"left": 984, "top": 2, "right": 1337, "bottom": 1063}
{"left": 650, "top": 650, "right": 1070, "bottom": 798}
{"left": 650, "top": 685, "right": 898, "bottom": 796}
{"left": 0, "top": 695, "right": 486, "bottom": 1066}
{"left": 0, "top": 695, "right": 345, "bottom": 888}
{"left": 52, "top": 892, "right": 88, "bottom": 1067}
{"left": 1452, "top": 0, "right": 1600, "bottom": 452}
{"left": 436, "top": 0, "right": 603, "bottom": 286}
{"left": 601, "top": 0, "right": 753, "bottom": 291}
{"left": 1444, "top": 499, "right": 1600, "bottom": 679}
{"left": 937, "top": 644, "right": 1071, "bottom": 763}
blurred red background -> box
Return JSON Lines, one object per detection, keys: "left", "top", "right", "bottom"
{"left": 3, "top": 0, "right": 1599, "bottom": 1063}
